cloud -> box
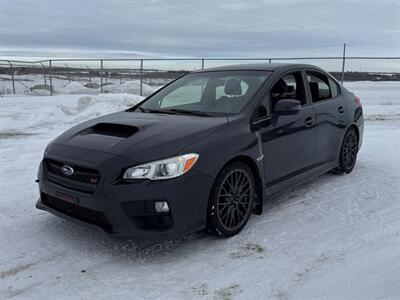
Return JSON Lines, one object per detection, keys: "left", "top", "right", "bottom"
{"left": 0, "top": 0, "right": 399, "bottom": 58}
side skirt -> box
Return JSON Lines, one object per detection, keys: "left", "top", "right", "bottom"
{"left": 264, "top": 160, "right": 337, "bottom": 199}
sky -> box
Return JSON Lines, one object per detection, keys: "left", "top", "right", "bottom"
{"left": 0, "top": 0, "right": 399, "bottom": 59}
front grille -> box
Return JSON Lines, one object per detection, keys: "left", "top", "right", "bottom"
{"left": 42, "top": 193, "right": 112, "bottom": 232}
{"left": 46, "top": 159, "right": 100, "bottom": 184}
{"left": 45, "top": 159, "right": 100, "bottom": 194}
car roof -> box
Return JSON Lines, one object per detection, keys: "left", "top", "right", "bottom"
{"left": 195, "top": 63, "right": 321, "bottom": 73}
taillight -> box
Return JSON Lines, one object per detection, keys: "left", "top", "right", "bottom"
{"left": 355, "top": 96, "right": 362, "bottom": 106}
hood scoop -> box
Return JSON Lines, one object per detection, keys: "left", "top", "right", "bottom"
{"left": 62, "top": 123, "right": 139, "bottom": 151}
{"left": 81, "top": 123, "right": 139, "bottom": 138}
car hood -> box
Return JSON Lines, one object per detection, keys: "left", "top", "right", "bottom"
{"left": 50, "top": 111, "right": 228, "bottom": 163}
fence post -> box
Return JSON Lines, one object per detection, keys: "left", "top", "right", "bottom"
{"left": 40, "top": 63, "right": 47, "bottom": 86}
{"left": 140, "top": 59, "right": 143, "bottom": 96}
{"left": 64, "top": 64, "right": 71, "bottom": 83}
{"left": 7, "top": 61, "right": 16, "bottom": 94}
{"left": 49, "top": 60, "right": 53, "bottom": 96}
{"left": 201, "top": 59, "right": 205, "bottom": 69}
{"left": 100, "top": 60, "right": 104, "bottom": 93}
{"left": 86, "top": 66, "right": 91, "bottom": 83}
{"left": 341, "top": 43, "right": 346, "bottom": 85}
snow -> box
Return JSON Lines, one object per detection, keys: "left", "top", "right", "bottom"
{"left": 0, "top": 81, "right": 399, "bottom": 299}
{"left": 57, "top": 82, "right": 99, "bottom": 95}
{"left": 59, "top": 93, "right": 143, "bottom": 124}
{"left": 344, "top": 81, "right": 400, "bottom": 121}
{"left": 0, "top": 74, "right": 159, "bottom": 96}
{"left": 56, "top": 80, "right": 156, "bottom": 96}
{"left": 102, "top": 80, "right": 156, "bottom": 96}
{"left": 0, "top": 93, "right": 143, "bottom": 134}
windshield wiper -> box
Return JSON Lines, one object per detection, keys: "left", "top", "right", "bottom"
{"left": 129, "top": 107, "right": 209, "bottom": 117}
{"left": 167, "top": 109, "right": 210, "bottom": 117}
{"left": 146, "top": 108, "right": 179, "bottom": 115}
{"left": 129, "top": 107, "right": 178, "bottom": 115}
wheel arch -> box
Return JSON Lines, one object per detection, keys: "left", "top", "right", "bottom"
{"left": 349, "top": 123, "right": 360, "bottom": 141}
{"left": 340, "top": 123, "right": 360, "bottom": 147}
{"left": 344, "top": 123, "right": 361, "bottom": 153}
{"left": 335, "top": 123, "right": 360, "bottom": 164}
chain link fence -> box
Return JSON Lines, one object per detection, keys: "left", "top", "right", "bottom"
{"left": 0, "top": 57, "right": 399, "bottom": 98}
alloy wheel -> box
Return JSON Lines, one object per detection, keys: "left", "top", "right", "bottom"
{"left": 343, "top": 131, "right": 358, "bottom": 169}
{"left": 216, "top": 169, "right": 253, "bottom": 231}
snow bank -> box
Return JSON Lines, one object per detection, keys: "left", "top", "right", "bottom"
{"left": 57, "top": 82, "right": 99, "bottom": 95}
{"left": 0, "top": 104, "right": 66, "bottom": 134}
{"left": 102, "top": 80, "right": 157, "bottom": 96}
{"left": 0, "top": 93, "right": 143, "bottom": 134}
{"left": 28, "top": 89, "right": 52, "bottom": 96}
{"left": 1, "top": 74, "right": 163, "bottom": 96}
{"left": 59, "top": 93, "right": 143, "bottom": 123}
{"left": 55, "top": 81, "right": 157, "bottom": 96}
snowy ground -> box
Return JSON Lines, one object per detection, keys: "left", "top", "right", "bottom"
{"left": 0, "top": 82, "right": 399, "bottom": 299}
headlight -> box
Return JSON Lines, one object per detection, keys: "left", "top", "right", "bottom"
{"left": 123, "top": 153, "right": 199, "bottom": 180}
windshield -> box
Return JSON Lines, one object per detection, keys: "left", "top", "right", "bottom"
{"left": 137, "top": 71, "right": 271, "bottom": 116}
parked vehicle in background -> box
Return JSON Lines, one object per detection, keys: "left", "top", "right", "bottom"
{"left": 36, "top": 63, "right": 364, "bottom": 239}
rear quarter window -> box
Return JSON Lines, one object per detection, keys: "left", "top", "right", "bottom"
{"left": 328, "top": 78, "right": 340, "bottom": 98}
{"left": 306, "top": 71, "right": 332, "bottom": 102}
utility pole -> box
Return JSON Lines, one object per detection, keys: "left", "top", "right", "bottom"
{"left": 100, "top": 60, "right": 104, "bottom": 93}
{"left": 140, "top": 59, "right": 143, "bottom": 96}
{"left": 8, "top": 61, "right": 16, "bottom": 94}
{"left": 49, "top": 60, "right": 53, "bottom": 95}
{"left": 341, "top": 43, "right": 346, "bottom": 85}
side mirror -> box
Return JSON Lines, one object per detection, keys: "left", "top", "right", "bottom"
{"left": 274, "top": 99, "right": 301, "bottom": 115}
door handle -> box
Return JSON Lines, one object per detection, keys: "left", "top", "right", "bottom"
{"left": 304, "top": 117, "right": 314, "bottom": 127}
{"left": 338, "top": 106, "right": 345, "bottom": 113}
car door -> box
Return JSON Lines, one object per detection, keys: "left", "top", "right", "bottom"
{"left": 255, "top": 70, "right": 317, "bottom": 187}
{"left": 304, "top": 70, "right": 346, "bottom": 164}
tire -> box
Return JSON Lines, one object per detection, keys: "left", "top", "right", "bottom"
{"left": 207, "top": 161, "right": 255, "bottom": 237}
{"left": 332, "top": 127, "right": 359, "bottom": 174}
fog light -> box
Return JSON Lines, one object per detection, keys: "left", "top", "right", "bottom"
{"left": 155, "top": 201, "right": 169, "bottom": 213}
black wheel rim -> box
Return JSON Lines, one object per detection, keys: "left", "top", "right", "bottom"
{"left": 217, "top": 169, "right": 253, "bottom": 231}
{"left": 343, "top": 132, "right": 357, "bottom": 169}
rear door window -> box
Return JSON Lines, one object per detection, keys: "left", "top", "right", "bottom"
{"left": 305, "top": 71, "right": 332, "bottom": 102}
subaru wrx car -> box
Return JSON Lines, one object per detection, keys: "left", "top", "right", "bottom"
{"left": 36, "top": 63, "right": 363, "bottom": 239}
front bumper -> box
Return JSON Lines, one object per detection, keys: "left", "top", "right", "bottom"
{"left": 36, "top": 151, "right": 214, "bottom": 240}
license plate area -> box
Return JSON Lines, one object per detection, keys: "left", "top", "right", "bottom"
{"left": 55, "top": 191, "right": 79, "bottom": 205}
